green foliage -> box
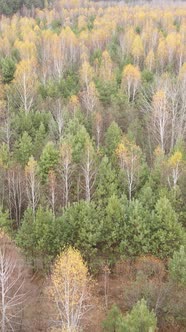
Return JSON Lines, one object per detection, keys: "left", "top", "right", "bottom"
{"left": 87, "top": 15, "right": 95, "bottom": 31}
{"left": 0, "top": 143, "right": 10, "bottom": 168}
{"left": 90, "top": 48, "right": 102, "bottom": 66}
{"left": 0, "top": 0, "right": 23, "bottom": 15}
{"left": 15, "top": 131, "right": 33, "bottom": 166}
{"left": 65, "top": 120, "right": 91, "bottom": 163}
{"left": 169, "top": 246, "right": 186, "bottom": 286}
{"left": 94, "top": 156, "right": 119, "bottom": 206}
{"left": 0, "top": 209, "right": 12, "bottom": 235}
{"left": 151, "top": 197, "right": 185, "bottom": 258}
{"left": 34, "top": 123, "right": 47, "bottom": 157}
{"left": 141, "top": 70, "right": 154, "bottom": 83}
{"left": 1, "top": 57, "right": 16, "bottom": 84}
{"left": 0, "top": 0, "right": 45, "bottom": 15}
{"left": 100, "top": 195, "right": 126, "bottom": 258}
{"left": 121, "top": 299, "right": 157, "bottom": 332}
{"left": 102, "top": 305, "right": 123, "bottom": 332}
{"left": 103, "top": 300, "right": 157, "bottom": 332}
{"left": 50, "top": 19, "right": 62, "bottom": 33}
{"left": 57, "top": 201, "right": 101, "bottom": 261}
{"left": 120, "top": 200, "right": 151, "bottom": 256}
{"left": 16, "top": 207, "right": 59, "bottom": 267}
{"left": 104, "top": 121, "right": 122, "bottom": 159}
{"left": 58, "top": 71, "right": 80, "bottom": 98}
{"left": 40, "top": 71, "right": 79, "bottom": 99}
{"left": 96, "top": 80, "right": 118, "bottom": 106}
{"left": 39, "top": 142, "right": 59, "bottom": 181}
{"left": 13, "top": 110, "right": 50, "bottom": 140}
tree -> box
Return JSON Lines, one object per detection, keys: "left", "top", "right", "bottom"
{"left": 94, "top": 156, "right": 119, "bottom": 207}
{"left": 99, "top": 50, "right": 113, "bottom": 82}
{"left": 81, "top": 81, "right": 98, "bottom": 116}
{"left": 103, "top": 300, "right": 157, "bottom": 332}
{"left": 0, "top": 230, "right": 27, "bottom": 332}
{"left": 7, "top": 165, "right": 25, "bottom": 227}
{"left": 120, "top": 199, "right": 151, "bottom": 257}
{"left": 104, "top": 121, "right": 122, "bottom": 159}
{"left": 25, "top": 156, "right": 40, "bottom": 219}
{"left": 80, "top": 60, "right": 94, "bottom": 90}
{"left": 15, "top": 131, "right": 33, "bottom": 166}
{"left": 167, "top": 151, "right": 184, "bottom": 188}
{"left": 116, "top": 138, "right": 142, "bottom": 201}
{"left": 57, "top": 201, "right": 101, "bottom": 260}
{"left": 47, "top": 170, "right": 57, "bottom": 216}
{"left": 121, "top": 64, "right": 141, "bottom": 102}
{"left": 0, "top": 0, "right": 23, "bottom": 15}
{"left": 102, "top": 304, "right": 123, "bottom": 332}
{"left": 131, "top": 35, "right": 144, "bottom": 65}
{"left": 39, "top": 142, "right": 59, "bottom": 182}
{"left": 48, "top": 247, "right": 92, "bottom": 332}
{"left": 60, "top": 141, "right": 73, "bottom": 207}
{"left": 101, "top": 194, "right": 126, "bottom": 257}
{"left": 145, "top": 50, "right": 155, "bottom": 72}
{"left": 50, "top": 98, "right": 65, "bottom": 140}
{"left": 151, "top": 197, "right": 185, "bottom": 258}
{"left": 14, "top": 59, "right": 38, "bottom": 113}
{"left": 93, "top": 112, "right": 103, "bottom": 149}
{"left": 157, "top": 38, "right": 167, "bottom": 72}
{"left": 16, "top": 207, "right": 58, "bottom": 269}
{"left": 169, "top": 246, "right": 186, "bottom": 287}
{"left": 151, "top": 89, "right": 170, "bottom": 152}
{"left": 81, "top": 141, "right": 96, "bottom": 202}
{"left": 121, "top": 299, "right": 157, "bottom": 332}
{"left": 65, "top": 121, "right": 90, "bottom": 164}
{"left": 1, "top": 57, "right": 16, "bottom": 84}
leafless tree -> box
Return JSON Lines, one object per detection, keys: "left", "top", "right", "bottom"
{"left": 60, "top": 142, "right": 73, "bottom": 207}
{"left": 81, "top": 142, "right": 96, "bottom": 202}
{"left": 25, "top": 156, "right": 40, "bottom": 220}
{"left": 0, "top": 232, "right": 27, "bottom": 332}
{"left": 7, "top": 165, "right": 25, "bottom": 227}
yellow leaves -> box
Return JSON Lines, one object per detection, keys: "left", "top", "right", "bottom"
{"left": 116, "top": 137, "right": 141, "bottom": 200}
{"left": 115, "top": 143, "right": 127, "bottom": 158}
{"left": 60, "top": 142, "right": 72, "bottom": 164}
{"left": 145, "top": 50, "right": 155, "bottom": 71}
{"left": 178, "top": 63, "right": 186, "bottom": 82}
{"left": 131, "top": 35, "right": 144, "bottom": 61}
{"left": 152, "top": 90, "right": 166, "bottom": 110}
{"left": 116, "top": 138, "right": 141, "bottom": 162}
{"left": 122, "top": 64, "right": 141, "bottom": 82}
{"left": 50, "top": 246, "right": 89, "bottom": 301}
{"left": 68, "top": 95, "right": 80, "bottom": 114}
{"left": 41, "top": 29, "right": 54, "bottom": 42}
{"left": 168, "top": 151, "right": 183, "bottom": 168}
{"left": 25, "top": 156, "right": 38, "bottom": 176}
{"left": 99, "top": 50, "right": 114, "bottom": 81}
{"left": 78, "top": 15, "right": 87, "bottom": 30}
{"left": 80, "top": 60, "right": 94, "bottom": 88}
{"left": 157, "top": 39, "right": 167, "bottom": 63}
{"left": 15, "top": 59, "right": 38, "bottom": 79}
{"left": 69, "top": 95, "right": 79, "bottom": 107}
{"left": 167, "top": 150, "right": 184, "bottom": 187}
{"left": 14, "top": 40, "right": 37, "bottom": 61}
{"left": 14, "top": 58, "right": 38, "bottom": 113}
{"left": 122, "top": 64, "right": 141, "bottom": 101}
{"left": 60, "top": 27, "right": 78, "bottom": 48}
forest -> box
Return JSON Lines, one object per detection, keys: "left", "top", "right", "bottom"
{"left": 0, "top": 0, "right": 186, "bottom": 331}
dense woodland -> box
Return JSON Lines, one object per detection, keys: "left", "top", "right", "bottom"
{"left": 0, "top": 0, "right": 186, "bottom": 331}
